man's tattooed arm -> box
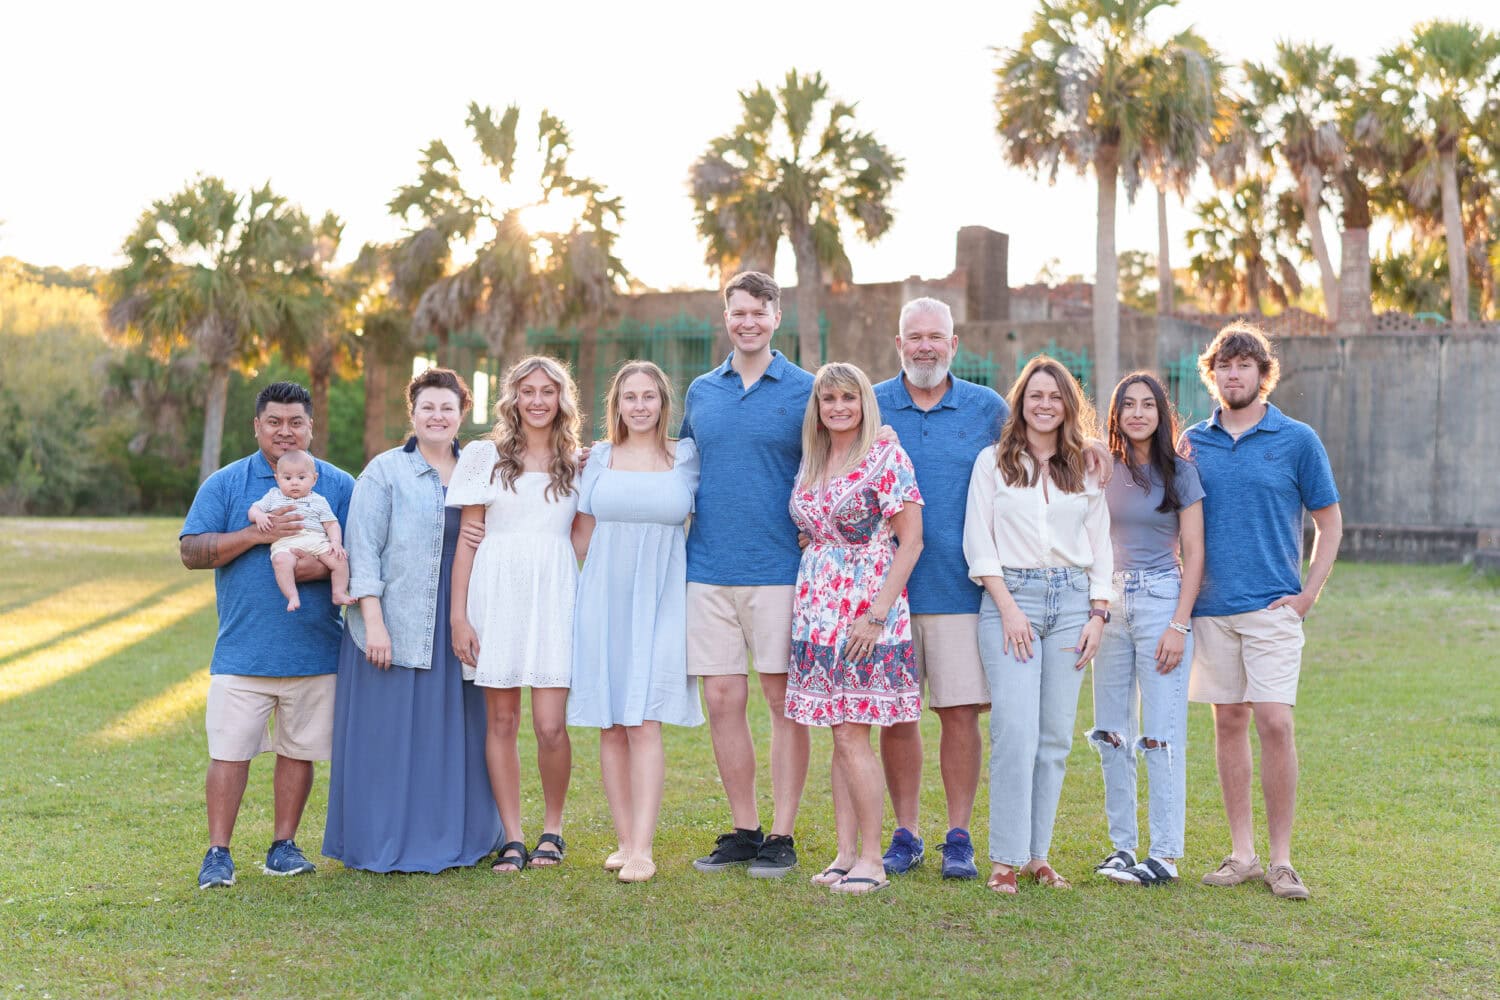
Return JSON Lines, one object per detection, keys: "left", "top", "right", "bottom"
{"left": 180, "top": 527, "right": 260, "bottom": 570}
{"left": 180, "top": 533, "right": 220, "bottom": 569}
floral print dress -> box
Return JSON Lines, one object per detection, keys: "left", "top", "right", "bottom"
{"left": 785, "top": 440, "right": 924, "bottom": 727}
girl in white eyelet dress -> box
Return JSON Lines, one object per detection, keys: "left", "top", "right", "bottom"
{"left": 449, "top": 356, "right": 589, "bottom": 875}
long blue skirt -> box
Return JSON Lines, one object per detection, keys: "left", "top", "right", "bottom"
{"left": 322, "top": 507, "right": 501, "bottom": 872}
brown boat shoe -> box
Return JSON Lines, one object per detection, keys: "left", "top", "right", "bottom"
{"left": 1265, "top": 864, "right": 1311, "bottom": 900}
{"left": 1201, "top": 854, "right": 1265, "bottom": 887}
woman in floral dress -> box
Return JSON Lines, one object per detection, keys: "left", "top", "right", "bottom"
{"left": 786, "top": 362, "right": 924, "bottom": 895}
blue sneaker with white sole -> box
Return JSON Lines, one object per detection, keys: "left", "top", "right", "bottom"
{"left": 263, "top": 839, "right": 316, "bottom": 876}
{"left": 882, "top": 827, "right": 925, "bottom": 875}
{"left": 198, "top": 846, "right": 235, "bottom": 889}
{"left": 940, "top": 828, "right": 979, "bottom": 880}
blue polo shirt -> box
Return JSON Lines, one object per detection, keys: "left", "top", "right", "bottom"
{"left": 875, "top": 375, "right": 1008, "bottom": 615}
{"left": 180, "top": 451, "right": 355, "bottom": 677}
{"left": 680, "top": 349, "right": 814, "bottom": 586}
{"left": 1183, "top": 403, "right": 1339, "bottom": 618}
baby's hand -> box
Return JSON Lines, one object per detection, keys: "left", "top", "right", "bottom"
{"left": 249, "top": 507, "right": 273, "bottom": 532}
{"left": 329, "top": 542, "right": 347, "bottom": 562}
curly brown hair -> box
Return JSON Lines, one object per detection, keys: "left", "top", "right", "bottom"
{"left": 487, "top": 356, "right": 580, "bottom": 501}
{"left": 406, "top": 367, "right": 473, "bottom": 417}
{"left": 1198, "top": 321, "right": 1281, "bottom": 401}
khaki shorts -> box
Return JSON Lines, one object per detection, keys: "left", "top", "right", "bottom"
{"left": 270, "top": 530, "right": 332, "bottom": 559}
{"left": 1188, "top": 606, "right": 1305, "bottom": 706}
{"left": 686, "top": 583, "right": 794, "bottom": 676}
{"left": 911, "top": 614, "right": 990, "bottom": 710}
{"left": 205, "top": 673, "right": 336, "bottom": 761}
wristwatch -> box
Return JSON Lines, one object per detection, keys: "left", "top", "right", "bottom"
{"left": 1088, "top": 608, "right": 1111, "bottom": 624}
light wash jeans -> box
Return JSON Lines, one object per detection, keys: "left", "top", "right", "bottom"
{"left": 978, "top": 566, "right": 1092, "bottom": 867}
{"left": 1090, "top": 567, "right": 1192, "bottom": 859}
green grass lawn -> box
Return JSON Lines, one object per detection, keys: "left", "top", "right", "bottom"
{"left": 1, "top": 517, "right": 1496, "bottom": 998}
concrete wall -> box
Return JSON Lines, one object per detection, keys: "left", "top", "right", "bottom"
{"left": 1275, "top": 332, "right": 1500, "bottom": 530}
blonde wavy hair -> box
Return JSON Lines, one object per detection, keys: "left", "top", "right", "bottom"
{"left": 487, "top": 355, "right": 581, "bottom": 501}
{"left": 798, "top": 362, "right": 880, "bottom": 490}
{"left": 604, "top": 360, "right": 674, "bottom": 457}
{"left": 996, "top": 355, "right": 1095, "bottom": 494}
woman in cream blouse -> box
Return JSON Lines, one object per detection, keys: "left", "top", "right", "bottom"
{"left": 963, "top": 355, "right": 1112, "bottom": 895}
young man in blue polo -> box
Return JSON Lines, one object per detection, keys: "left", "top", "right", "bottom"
{"left": 872, "top": 297, "right": 1007, "bottom": 880}
{"left": 679, "top": 272, "right": 813, "bottom": 877}
{"left": 1183, "top": 323, "right": 1342, "bottom": 901}
{"left": 180, "top": 381, "right": 355, "bottom": 888}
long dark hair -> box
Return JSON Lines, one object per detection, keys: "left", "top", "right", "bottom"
{"left": 1107, "top": 372, "right": 1183, "bottom": 514}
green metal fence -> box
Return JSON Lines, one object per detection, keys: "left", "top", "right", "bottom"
{"left": 1164, "top": 348, "right": 1212, "bottom": 428}
{"left": 1017, "top": 339, "right": 1094, "bottom": 397}
{"left": 951, "top": 347, "right": 999, "bottom": 388}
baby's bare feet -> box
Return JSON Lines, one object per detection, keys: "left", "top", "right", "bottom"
{"left": 286, "top": 598, "right": 301, "bottom": 612}
{"left": 331, "top": 592, "right": 356, "bottom": 606}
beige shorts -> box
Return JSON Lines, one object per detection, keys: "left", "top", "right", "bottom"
{"left": 686, "top": 583, "right": 794, "bottom": 676}
{"left": 1188, "top": 606, "right": 1305, "bottom": 706}
{"left": 270, "top": 530, "right": 332, "bottom": 559}
{"left": 205, "top": 673, "right": 336, "bottom": 761}
{"left": 911, "top": 614, "right": 990, "bottom": 710}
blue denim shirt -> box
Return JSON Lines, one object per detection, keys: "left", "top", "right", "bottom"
{"left": 344, "top": 439, "right": 459, "bottom": 669}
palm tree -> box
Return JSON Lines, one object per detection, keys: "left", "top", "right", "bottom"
{"left": 390, "top": 103, "right": 626, "bottom": 366}
{"left": 1140, "top": 32, "right": 1225, "bottom": 313}
{"left": 1243, "top": 43, "right": 1361, "bottom": 323}
{"left": 690, "top": 70, "right": 905, "bottom": 367}
{"left": 105, "top": 176, "right": 319, "bottom": 483}
{"left": 995, "top": 0, "right": 1215, "bottom": 395}
{"left": 1370, "top": 20, "right": 1500, "bottom": 323}
{"left": 1186, "top": 176, "right": 1306, "bottom": 313}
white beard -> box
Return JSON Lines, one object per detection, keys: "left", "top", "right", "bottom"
{"left": 903, "top": 357, "right": 952, "bottom": 390}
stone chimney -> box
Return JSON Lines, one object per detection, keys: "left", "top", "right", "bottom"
{"left": 956, "top": 226, "right": 1010, "bottom": 323}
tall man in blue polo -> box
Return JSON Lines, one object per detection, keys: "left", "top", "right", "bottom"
{"left": 679, "top": 271, "right": 813, "bottom": 878}
{"left": 873, "top": 297, "right": 1007, "bottom": 879}
{"left": 180, "top": 381, "right": 355, "bottom": 889}
{"left": 1183, "top": 323, "right": 1342, "bottom": 901}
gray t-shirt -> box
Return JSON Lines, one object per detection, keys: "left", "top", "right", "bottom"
{"left": 1105, "top": 457, "right": 1205, "bottom": 573}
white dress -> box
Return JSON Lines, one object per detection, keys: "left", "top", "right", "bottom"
{"left": 446, "top": 440, "right": 579, "bottom": 689}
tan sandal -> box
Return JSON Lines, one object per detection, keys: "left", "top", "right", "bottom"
{"left": 986, "top": 868, "right": 1018, "bottom": 894}
{"left": 603, "top": 849, "right": 628, "bottom": 872}
{"left": 618, "top": 858, "right": 656, "bottom": 883}
{"left": 1026, "top": 863, "right": 1071, "bottom": 889}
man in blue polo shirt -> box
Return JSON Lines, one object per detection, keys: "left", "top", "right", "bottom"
{"left": 678, "top": 271, "right": 814, "bottom": 878}
{"left": 180, "top": 381, "right": 355, "bottom": 889}
{"left": 873, "top": 297, "right": 1007, "bottom": 880}
{"left": 1183, "top": 323, "right": 1342, "bottom": 901}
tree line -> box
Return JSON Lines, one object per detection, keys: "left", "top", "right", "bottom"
{"left": 4, "top": 1, "right": 1498, "bottom": 514}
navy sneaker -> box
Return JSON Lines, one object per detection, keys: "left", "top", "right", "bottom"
{"left": 692, "top": 827, "right": 765, "bottom": 872}
{"left": 882, "top": 827, "right": 925, "bottom": 875}
{"left": 197, "top": 846, "right": 235, "bottom": 889}
{"left": 940, "top": 828, "right": 979, "bottom": 880}
{"left": 263, "top": 839, "right": 316, "bottom": 876}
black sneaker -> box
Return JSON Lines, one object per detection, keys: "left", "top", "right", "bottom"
{"left": 747, "top": 834, "right": 798, "bottom": 879}
{"left": 692, "top": 827, "right": 764, "bottom": 872}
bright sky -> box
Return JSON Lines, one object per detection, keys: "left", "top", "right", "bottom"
{"left": 3, "top": 0, "right": 1495, "bottom": 291}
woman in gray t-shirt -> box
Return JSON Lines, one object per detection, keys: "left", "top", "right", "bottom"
{"left": 1090, "top": 372, "right": 1204, "bottom": 887}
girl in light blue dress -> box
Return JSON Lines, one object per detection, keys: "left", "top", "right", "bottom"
{"left": 570, "top": 360, "right": 703, "bottom": 884}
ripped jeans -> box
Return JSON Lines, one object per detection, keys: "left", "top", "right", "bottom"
{"left": 1090, "top": 568, "right": 1191, "bottom": 859}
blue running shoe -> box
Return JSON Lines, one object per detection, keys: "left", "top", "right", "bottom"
{"left": 940, "top": 828, "right": 979, "bottom": 880}
{"left": 882, "top": 827, "right": 925, "bottom": 875}
{"left": 198, "top": 846, "right": 235, "bottom": 889}
{"left": 263, "top": 839, "right": 316, "bottom": 876}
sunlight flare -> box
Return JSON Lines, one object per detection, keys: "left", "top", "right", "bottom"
{"left": 92, "top": 668, "right": 210, "bottom": 745}
{"left": 0, "top": 583, "right": 215, "bottom": 704}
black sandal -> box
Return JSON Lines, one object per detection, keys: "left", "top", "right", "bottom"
{"left": 1109, "top": 857, "right": 1178, "bottom": 887}
{"left": 492, "top": 841, "right": 528, "bottom": 873}
{"left": 1094, "top": 849, "right": 1136, "bottom": 877}
{"left": 527, "top": 832, "right": 566, "bottom": 868}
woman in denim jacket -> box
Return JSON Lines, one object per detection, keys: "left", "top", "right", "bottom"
{"left": 1089, "top": 372, "right": 1204, "bottom": 887}
{"left": 322, "top": 369, "right": 501, "bottom": 872}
